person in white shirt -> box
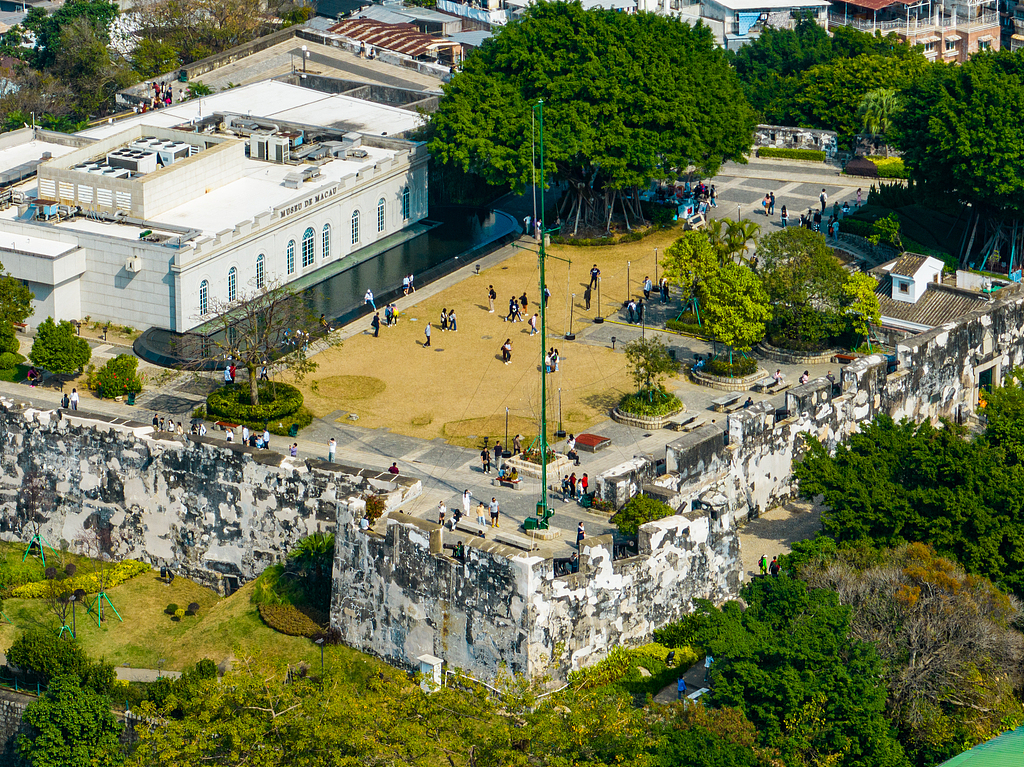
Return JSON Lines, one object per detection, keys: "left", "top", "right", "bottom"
{"left": 364, "top": 289, "right": 375, "bottom": 311}
{"left": 69, "top": 388, "right": 79, "bottom": 410}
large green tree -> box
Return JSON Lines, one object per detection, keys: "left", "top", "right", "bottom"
{"left": 18, "top": 675, "right": 123, "bottom": 767}
{"left": 0, "top": 258, "right": 34, "bottom": 325}
{"left": 29, "top": 317, "right": 91, "bottom": 377}
{"left": 428, "top": 2, "right": 755, "bottom": 233}
{"left": 699, "top": 263, "right": 770, "bottom": 356}
{"left": 660, "top": 230, "right": 718, "bottom": 300}
{"left": 23, "top": 0, "right": 119, "bottom": 70}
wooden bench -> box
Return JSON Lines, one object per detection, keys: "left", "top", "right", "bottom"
{"left": 832, "top": 353, "right": 858, "bottom": 365}
{"left": 215, "top": 420, "right": 239, "bottom": 431}
{"left": 493, "top": 477, "right": 522, "bottom": 490}
{"left": 711, "top": 393, "right": 739, "bottom": 412}
{"left": 12, "top": 322, "right": 26, "bottom": 332}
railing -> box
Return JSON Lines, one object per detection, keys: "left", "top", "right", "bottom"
{"left": 828, "top": 10, "right": 998, "bottom": 34}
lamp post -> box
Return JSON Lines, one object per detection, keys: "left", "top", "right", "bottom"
{"left": 654, "top": 247, "right": 658, "bottom": 289}
{"left": 565, "top": 293, "right": 576, "bottom": 340}
{"left": 594, "top": 276, "right": 604, "bottom": 323}
{"left": 627, "top": 260, "right": 631, "bottom": 301}
{"left": 301, "top": 45, "right": 308, "bottom": 73}
{"left": 504, "top": 407, "right": 509, "bottom": 458}
{"left": 314, "top": 636, "right": 325, "bottom": 690}
{"left": 555, "top": 388, "right": 565, "bottom": 439}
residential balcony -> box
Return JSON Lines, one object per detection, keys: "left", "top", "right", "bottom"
{"left": 827, "top": 10, "right": 998, "bottom": 33}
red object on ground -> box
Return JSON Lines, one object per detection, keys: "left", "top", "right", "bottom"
{"left": 576, "top": 433, "right": 612, "bottom": 452}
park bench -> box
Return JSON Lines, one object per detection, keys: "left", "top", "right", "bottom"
{"left": 724, "top": 398, "right": 749, "bottom": 413}
{"left": 493, "top": 477, "right": 522, "bottom": 490}
{"left": 215, "top": 420, "right": 239, "bottom": 432}
{"left": 12, "top": 322, "right": 26, "bottom": 332}
{"left": 832, "top": 353, "right": 858, "bottom": 365}
{"left": 669, "top": 413, "right": 699, "bottom": 431}
{"left": 711, "top": 393, "right": 739, "bottom": 412}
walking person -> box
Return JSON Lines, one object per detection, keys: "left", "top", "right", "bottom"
{"left": 589, "top": 264, "right": 600, "bottom": 290}
{"left": 819, "top": 188, "right": 828, "bottom": 212}
{"left": 371, "top": 312, "right": 380, "bottom": 338}
{"left": 637, "top": 299, "right": 644, "bottom": 326}
{"left": 768, "top": 192, "right": 775, "bottom": 216}
{"left": 780, "top": 205, "right": 788, "bottom": 228}
{"left": 856, "top": 187, "right": 863, "bottom": 207}
{"left": 402, "top": 275, "right": 410, "bottom": 295}
{"left": 493, "top": 440, "right": 503, "bottom": 472}
{"left": 524, "top": 214, "right": 532, "bottom": 236}
{"left": 488, "top": 285, "right": 496, "bottom": 313}
{"left": 440, "top": 308, "right": 448, "bottom": 332}
{"left": 364, "top": 289, "right": 376, "bottom": 311}
{"left": 769, "top": 556, "right": 780, "bottom": 577}
{"left": 583, "top": 285, "right": 592, "bottom": 310}
{"left": 677, "top": 676, "right": 687, "bottom": 700}
{"left": 501, "top": 338, "right": 512, "bottom": 364}
{"left": 70, "top": 388, "right": 79, "bottom": 410}
{"left": 327, "top": 437, "right": 336, "bottom": 463}
{"left": 462, "top": 489, "right": 472, "bottom": 520}
{"left": 529, "top": 313, "right": 538, "bottom": 336}
{"left": 423, "top": 323, "right": 431, "bottom": 347}
{"left": 481, "top": 446, "right": 491, "bottom": 474}
{"left": 543, "top": 285, "right": 550, "bottom": 307}
{"left": 437, "top": 502, "right": 446, "bottom": 527}
{"left": 448, "top": 309, "right": 457, "bottom": 332}
{"left": 759, "top": 553, "right": 768, "bottom": 577}
{"left": 506, "top": 297, "right": 517, "bottom": 323}
{"left": 407, "top": 273, "right": 415, "bottom": 292}
{"left": 762, "top": 193, "right": 770, "bottom": 216}
{"left": 660, "top": 277, "right": 669, "bottom": 303}
{"left": 709, "top": 184, "right": 717, "bottom": 208}
{"left": 643, "top": 276, "right": 652, "bottom": 300}
{"left": 489, "top": 497, "right": 500, "bottom": 528}
{"left": 576, "top": 521, "right": 585, "bottom": 548}
{"left": 476, "top": 501, "right": 487, "bottom": 526}
{"left": 627, "top": 299, "right": 636, "bottom": 323}
{"left": 513, "top": 433, "right": 522, "bottom": 455}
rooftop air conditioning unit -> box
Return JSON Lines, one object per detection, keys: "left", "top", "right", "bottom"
{"left": 126, "top": 255, "right": 143, "bottom": 273}
{"left": 107, "top": 148, "right": 158, "bottom": 174}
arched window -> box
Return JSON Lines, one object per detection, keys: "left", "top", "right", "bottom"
{"left": 255, "top": 253, "right": 265, "bottom": 288}
{"left": 301, "top": 227, "right": 315, "bottom": 268}
{"left": 351, "top": 210, "right": 360, "bottom": 244}
{"left": 199, "top": 279, "right": 209, "bottom": 315}
{"left": 227, "top": 266, "right": 237, "bottom": 302}
{"left": 402, "top": 187, "right": 410, "bottom": 220}
{"left": 322, "top": 223, "right": 331, "bottom": 259}
{"left": 377, "top": 198, "right": 386, "bottom": 232}
{"left": 287, "top": 240, "right": 295, "bottom": 275}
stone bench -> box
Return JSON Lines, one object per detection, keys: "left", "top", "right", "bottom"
{"left": 753, "top": 379, "right": 791, "bottom": 394}
{"left": 492, "top": 477, "right": 522, "bottom": 490}
{"left": 711, "top": 393, "right": 739, "bottom": 412}
{"left": 669, "top": 413, "right": 699, "bottom": 431}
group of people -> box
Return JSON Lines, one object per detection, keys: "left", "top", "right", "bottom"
{"left": 146, "top": 81, "right": 175, "bottom": 110}
{"left": 560, "top": 471, "right": 589, "bottom": 502}
{"left": 152, "top": 413, "right": 209, "bottom": 437}
{"left": 772, "top": 188, "right": 863, "bottom": 236}
{"left": 545, "top": 347, "right": 560, "bottom": 372}
{"left": 758, "top": 554, "right": 782, "bottom": 578}
{"left": 439, "top": 308, "right": 458, "bottom": 332}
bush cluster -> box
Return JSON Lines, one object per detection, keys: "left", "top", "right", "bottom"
{"left": 618, "top": 389, "right": 683, "bottom": 418}
{"left": 6, "top": 630, "right": 115, "bottom": 694}
{"left": 11, "top": 559, "right": 150, "bottom": 598}
{"left": 665, "top": 313, "right": 705, "bottom": 336}
{"left": 757, "top": 147, "right": 826, "bottom": 162}
{"left": 0, "top": 351, "right": 25, "bottom": 369}
{"left": 206, "top": 383, "right": 312, "bottom": 434}
{"left": 567, "top": 643, "right": 699, "bottom": 700}
{"left": 257, "top": 604, "right": 325, "bottom": 637}
{"left": 550, "top": 225, "right": 664, "bottom": 247}
{"left": 870, "top": 157, "right": 908, "bottom": 179}
{"left": 93, "top": 354, "right": 144, "bottom": 398}
{"left": 613, "top": 494, "right": 677, "bottom": 535}
{"left": 705, "top": 356, "right": 758, "bottom": 377}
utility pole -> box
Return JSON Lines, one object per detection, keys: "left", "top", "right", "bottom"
{"left": 534, "top": 99, "right": 549, "bottom": 524}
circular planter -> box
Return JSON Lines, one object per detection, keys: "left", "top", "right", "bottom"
{"left": 757, "top": 341, "right": 846, "bottom": 366}
{"left": 611, "top": 405, "right": 685, "bottom": 429}
{"left": 692, "top": 368, "right": 767, "bottom": 392}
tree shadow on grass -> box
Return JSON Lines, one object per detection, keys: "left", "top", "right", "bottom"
{"left": 581, "top": 388, "right": 626, "bottom": 414}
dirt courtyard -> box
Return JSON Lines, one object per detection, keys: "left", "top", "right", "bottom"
{"left": 292, "top": 226, "right": 688, "bottom": 445}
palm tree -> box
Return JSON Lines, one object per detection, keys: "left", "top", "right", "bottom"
{"left": 725, "top": 219, "right": 761, "bottom": 265}
{"left": 286, "top": 533, "right": 336, "bottom": 610}
{"left": 858, "top": 88, "right": 902, "bottom": 157}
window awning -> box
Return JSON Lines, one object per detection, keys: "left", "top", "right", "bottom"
{"left": 1014, "top": 33, "right": 1024, "bottom": 41}
{"left": 835, "top": 0, "right": 907, "bottom": 10}
{"left": 978, "top": 34, "right": 994, "bottom": 41}
{"left": 944, "top": 34, "right": 962, "bottom": 41}
{"left": 918, "top": 35, "right": 940, "bottom": 42}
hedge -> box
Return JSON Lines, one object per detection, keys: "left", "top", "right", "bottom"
{"left": 665, "top": 318, "right": 705, "bottom": 337}
{"left": 257, "top": 604, "right": 325, "bottom": 637}
{"left": 11, "top": 559, "right": 150, "bottom": 598}
{"left": 872, "top": 158, "right": 908, "bottom": 179}
{"left": 207, "top": 382, "right": 305, "bottom": 423}
{"left": 706, "top": 356, "right": 757, "bottom": 377}
{"left": 838, "top": 218, "right": 876, "bottom": 238}
{"left": 618, "top": 389, "right": 682, "bottom": 418}
{"left": 757, "top": 147, "right": 826, "bottom": 162}
{"left": 0, "top": 351, "right": 25, "bottom": 369}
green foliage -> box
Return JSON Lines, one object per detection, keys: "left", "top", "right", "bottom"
{"left": 873, "top": 157, "right": 909, "bottom": 179}
{"left": 858, "top": 87, "right": 903, "bottom": 141}
{"left": 11, "top": 559, "right": 149, "bottom": 598}
{"left": 257, "top": 604, "right": 324, "bottom": 637}
{"left": 0, "top": 260, "right": 34, "bottom": 325}
{"left": 29, "top": 317, "right": 90, "bottom": 377}
{"left": 613, "top": 494, "right": 676, "bottom": 535}
{"left": 704, "top": 356, "right": 757, "bottom": 377}
{"left": 895, "top": 51, "right": 1024, "bottom": 215}
{"left": 794, "top": 412, "right": 1024, "bottom": 596}
{"left": 173, "top": 608, "right": 185, "bottom": 621}
{"left": 623, "top": 336, "right": 677, "bottom": 394}
{"left": 756, "top": 147, "right": 825, "bottom": 162}
{"left": 0, "top": 323, "right": 20, "bottom": 354}
{"left": 661, "top": 230, "right": 719, "bottom": 299}
{"left": 24, "top": 0, "right": 119, "bottom": 69}
{"left": 617, "top": 388, "right": 682, "bottom": 418}
{"left": 868, "top": 180, "right": 918, "bottom": 208}
{"left": 0, "top": 351, "right": 25, "bottom": 369}
{"left": 18, "top": 675, "right": 123, "bottom": 767}
{"left": 428, "top": 3, "right": 755, "bottom": 199}
{"left": 568, "top": 643, "right": 698, "bottom": 701}
{"left": 94, "top": 354, "right": 144, "bottom": 398}
{"left": 838, "top": 217, "right": 876, "bottom": 238}
{"left": 549, "top": 225, "right": 664, "bottom": 246}
{"left": 665, "top": 317, "right": 705, "bottom": 336}
{"left": 7, "top": 630, "right": 88, "bottom": 683}
{"left": 699, "top": 263, "right": 770, "bottom": 353}
{"left": 131, "top": 38, "right": 179, "bottom": 79}
{"left": 206, "top": 382, "right": 304, "bottom": 425}
{"left": 868, "top": 212, "right": 904, "bottom": 249}
{"left": 185, "top": 81, "right": 212, "bottom": 98}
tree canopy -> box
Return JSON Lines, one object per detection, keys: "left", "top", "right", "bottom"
{"left": 0, "top": 258, "right": 34, "bottom": 325}
{"left": 428, "top": 2, "right": 755, "bottom": 231}
{"left": 699, "top": 263, "right": 770, "bottom": 354}
{"left": 894, "top": 50, "right": 1024, "bottom": 218}
{"left": 29, "top": 317, "right": 90, "bottom": 377}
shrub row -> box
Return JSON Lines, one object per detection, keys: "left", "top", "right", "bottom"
{"left": 757, "top": 147, "right": 826, "bottom": 162}
{"left": 206, "top": 382, "right": 305, "bottom": 424}
{"left": 257, "top": 604, "right": 325, "bottom": 637}
{"left": 550, "top": 225, "right": 666, "bottom": 247}
{"left": 665, "top": 318, "right": 705, "bottom": 336}
{"left": 872, "top": 158, "right": 908, "bottom": 179}
{"left": 0, "top": 351, "right": 25, "bottom": 370}
{"left": 837, "top": 217, "right": 877, "bottom": 238}
{"left": 11, "top": 559, "right": 150, "bottom": 598}
{"left": 618, "top": 389, "right": 682, "bottom": 418}
{"left": 706, "top": 356, "right": 758, "bottom": 377}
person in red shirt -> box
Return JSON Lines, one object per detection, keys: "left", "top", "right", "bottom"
{"left": 388, "top": 462, "right": 399, "bottom": 475}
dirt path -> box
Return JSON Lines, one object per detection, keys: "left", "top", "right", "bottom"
{"left": 737, "top": 499, "right": 822, "bottom": 582}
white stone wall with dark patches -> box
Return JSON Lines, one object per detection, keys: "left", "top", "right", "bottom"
{"left": 0, "top": 407, "right": 418, "bottom": 593}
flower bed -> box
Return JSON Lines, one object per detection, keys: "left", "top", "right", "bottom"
{"left": 692, "top": 368, "right": 768, "bottom": 392}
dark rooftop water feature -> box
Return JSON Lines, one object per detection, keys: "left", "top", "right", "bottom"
{"left": 135, "top": 205, "right": 519, "bottom": 368}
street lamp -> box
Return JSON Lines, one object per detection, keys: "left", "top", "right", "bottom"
{"left": 314, "top": 636, "right": 325, "bottom": 690}
{"left": 565, "top": 293, "right": 576, "bottom": 340}
{"left": 654, "top": 247, "right": 658, "bottom": 289}
{"left": 301, "top": 45, "right": 308, "bottom": 73}
{"left": 627, "top": 260, "right": 631, "bottom": 300}
{"left": 594, "top": 276, "right": 604, "bottom": 323}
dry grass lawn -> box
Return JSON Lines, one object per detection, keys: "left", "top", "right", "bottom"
{"left": 294, "top": 224, "right": 689, "bottom": 444}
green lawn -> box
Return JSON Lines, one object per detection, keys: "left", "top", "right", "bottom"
{"left": 0, "top": 548, "right": 336, "bottom": 672}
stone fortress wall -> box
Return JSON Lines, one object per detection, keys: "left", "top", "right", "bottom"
{"left": 0, "top": 284, "right": 1020, "bottom": 682}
